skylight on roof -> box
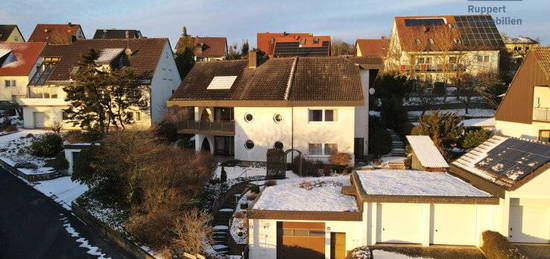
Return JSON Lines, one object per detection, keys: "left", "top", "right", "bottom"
{"left": 95, "top": 48, "right": 125, "bottom": 64}
{"left": 0, "top": 49, "right": 15, "bottom": 67}
{"left": 207, "top": 76, "right": 237, "bottom": 90}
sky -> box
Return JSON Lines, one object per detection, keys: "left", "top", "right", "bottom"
{"left": 1, "top": 0, "right": 549, "bottom": 49}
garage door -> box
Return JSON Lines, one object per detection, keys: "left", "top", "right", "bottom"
{"left": 33, "top": 112, "right": 46, "bottom": 128}
{"left": 378, "top": 203, "right": 423, "bottom": 244}
{"left": 433, "top": 204, "right": 477, "bottom": 245}
{"left": 277, "top": 222, "right": 325, "bottom": 259}
{"left": 509, "top": 199, "right": 550, "bottom": 243}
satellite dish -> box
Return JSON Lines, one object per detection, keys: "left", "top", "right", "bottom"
{"left": 369, "top": 88, "right": 376, "bottom": 95}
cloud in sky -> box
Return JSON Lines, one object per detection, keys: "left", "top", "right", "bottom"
{"left": 1, "top": 0, "right": 548, "bottom": 48}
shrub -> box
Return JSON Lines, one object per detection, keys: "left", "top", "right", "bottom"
{"left": 368, "top": 116, "right": 392, "bottom": 158}
{"left": 462, "top": 129, "right": 493, "bottom": 150}
{"left": 30, "top": 133, "right": 63, "bottom": 157}
{"left": 330, "top": 152, "right": 351, "bottom": 166}
{"left": 481, "top": 231, "right": 527, "bottom": 259}
{"left": 47, "top": 152, "right": 69, "bottom": 171}
{"left": 220, "top": 166, "right": 227, "bottom": 182}
{"left": 14, "top": 162, "right": 38, "bottom": 169}
{"left": 411, "top": 111, "right": 463, "bottom": 159}
{"left": 248, "top": 184, "right": 260, "bottom": 194}
{"left": 155, "top": 121, "right": 178, "bottom": 142}
{"left": 291, "top": 156, "right": 327, "bottom": 177}
{"left": 3, "top": 124, "right": 16, "bottom": 132}
{"left": 63, "top": 130, "right": 103, "bottom": 143}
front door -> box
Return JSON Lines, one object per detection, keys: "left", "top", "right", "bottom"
{"left": 330, "top": 232, "right": 346, "bottom": 259}
{"left": 33, "top": 112, "right": 46, "bottom": 128}
{"left": 354, "top": 138, "right": 364, "bottom": 161}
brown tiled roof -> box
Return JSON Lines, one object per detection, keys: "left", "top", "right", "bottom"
{"left": 93, "top": 29, "right": 143, "bottom": 39}
{"left": 355, "top": 38, "right": 389, "bottom": 58}
{"left": 193, "top": 37, "right": 227, "bottom": 58}
{"left": 394, "top": 15, "right": 503, "bottom": 52}
{"left": 29, "top": 24, "right": 84, "bottom": 45}
{"left": 40, "top": 38, "right": 168, "bottom": 82}
{"left": 257, "top": 32, "right": 331, "bottom": 56}
{"left": 0, "top": 42, "right": 46, "bottom": 76}
{"left": 170, "top": 56, "right": 366, "bottom": 105}
{"left": 0, "top": 25, "right": 20, "bottom": 41}
{"left": 534, "top": 47, "right": 550, "bottom": 81}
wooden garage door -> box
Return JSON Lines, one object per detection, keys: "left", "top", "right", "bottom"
{"left": 433, "top": 204, "right": 477, "bottom": 246}
{"left": 277, "top": 222, "right": 325, "bottom": 259}
{"left": 509, "top": 200, "right": 550, "bottom": 243}
{"left": 379, "top": 203, "right": 423, "bottom": 244}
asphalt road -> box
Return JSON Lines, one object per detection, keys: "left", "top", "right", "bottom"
{"left": 0, "top": 168, "right": 131, "bottom": 259}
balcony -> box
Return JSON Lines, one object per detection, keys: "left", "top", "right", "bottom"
{"left": 176, "top": 120, "right": 235, "bottom": 136}
{"left": 533, "top": 108, "right": 550, "bottom": 121}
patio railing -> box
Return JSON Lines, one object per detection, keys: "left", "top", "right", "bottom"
{"left": 176, "top": 120, "right": 235, "bottom": 135}
{"left": 533, "top": 108, "right": 550, "bottom": 121}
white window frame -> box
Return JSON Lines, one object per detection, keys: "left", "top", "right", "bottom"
{"left": 4, "top": 80, "right": 16, "bottom": 87}
{"left": 308, "top": 143, "right": 338, "bottom": 156}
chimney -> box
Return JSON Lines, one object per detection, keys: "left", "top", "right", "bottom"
{"left": 248, "top": 50, "right": 258, "bottom": 68}
{"left": 381, "top": 36, "right": 386, "bottom": 40}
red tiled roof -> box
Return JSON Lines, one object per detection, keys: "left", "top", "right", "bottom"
{"left": 28, "top": 24, "right": 84, "bottom": 45}
{"left": 193, "top": 37, "right": 227, "bottom": 58}
{"left": 39, "top": 38, "right": 168, "bottom": 82}
{"left": 257, "top": 33, "right": 331, "bottom": 56}
{"left": 0, "top": 42, "right": 46, "bottom": 76}
{"left": 355, "top": 38, "right": 389, "bottom": 58}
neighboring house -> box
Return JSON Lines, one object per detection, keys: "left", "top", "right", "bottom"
{"left": 495, "top": 47, "right": 550, "bottom": 141}
{"left": 0, "top": 42, "right": 46, "bottom": 102}
{"left": 0, "top": 25, "right": 25, "bottom": 42}
{"left": 354, "top": 37, "right": 389, "bottom": 58}
{"left": 452, "top": 136, "right": 550, "bottom": 244}
{"left": 18, "top": 38, "right": 181, "bottom": 129}
{"left": 257, "top": 32, "right": 331, "bottom": 57}
{"left": 248, "top": 169, "right": 499, "bottom": 258}
{"left": 167, "top": 53, "right": 378, "bottom": 163}
{"left": 28, "top": 23, "right": 85, "bottom": 45}
{"left": 93, "top": 29, "right": 143, "bottom": 39}
{"left": 386, "top": 15, "right": 504, "bottom": 84}
{"left": 192, "top": 37, "right": 227, "bottom": 61}
{"left": 502, "top": 35, "right": 539, "bottom": 59}
{"left": 406, "top": 135, "right": 449, "bottom": 172}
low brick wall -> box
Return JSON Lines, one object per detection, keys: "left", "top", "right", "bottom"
{"left": 0, "top": 158, "right": 62, "bottom": 181}
{"left": 71, "top": 201, "right": 155, "bottom": 259}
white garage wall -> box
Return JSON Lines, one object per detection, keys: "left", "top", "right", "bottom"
{"left": 248, "top": 218, "right": 364, "bottom": 259}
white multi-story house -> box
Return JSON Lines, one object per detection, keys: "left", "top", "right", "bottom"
{"left": 386, "top": 15, "right": 503, "bottom": 84}
{"left": 167, "top": 53, "right": 379, "bottom": 163}
{"left": 18, "top": 38, "right": 181, "bottom": 129}
{"left": 0, "top": 42, "right": 45, "bottom": 102}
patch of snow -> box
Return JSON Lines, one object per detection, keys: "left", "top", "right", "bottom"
{"left": 212, "top": 244, "right": 228, "bottom": 250}
{"left": 214, "top": 165, "right": 299, "bottom": 181}
{"left": 356, "top": 170, "right": 491, "bottom": 197}
{"left": 0, "top": 129, "right": 52, "bottom": 175}
{"left": 230, "top": 191, "right": 253, "bottom": 244}
{"left": 213, "top": 225, "right": 229, "bottom": 231}
{"left": 61, "top": 217, "right": 111, "bottom": 259}
{"left": 408, "top": 109, "right": 495, "bottom": 118}
{"left": 33, "top": 176, "right": 88, "bottom": 210}
{"left": 373, "top": 249, "right": 427, "bottom": 259}
{"left": 252, "top": 176, "right": 358, "bottom": 212}
{"left": 218, "top": 208, "right": 233, "bottom": 212}
{"left": 406, "top": 135, "right": 449, "bottom": 168}
{"left": 462, "top": 117, "right": 496, "bottom": 128}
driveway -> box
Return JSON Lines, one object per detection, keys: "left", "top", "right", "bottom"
{"left": 0, "top": 168, "right": 132, "bottom": 259}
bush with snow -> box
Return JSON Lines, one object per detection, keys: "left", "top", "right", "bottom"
{"left": 30, "top": 133, "right": 63, "bottom": 157}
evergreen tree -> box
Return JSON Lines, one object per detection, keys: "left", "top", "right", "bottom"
{"left": 240, "top": 40, "right": 249, "bottom": 57}
{"left": 175, "top": 47, "right": 195, "bottom": 79}
{"left": 63, "top": 49, "right": 148, "bottom": 133}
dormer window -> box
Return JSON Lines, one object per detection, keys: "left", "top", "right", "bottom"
{"left": 428, "top": 39, "right": 435, "bottom": 45}
{"left": 0, "top": 49, "right": 15, "bottom": 67}
{"left": 95, "top": 48, "right": 127, "bottom": 69}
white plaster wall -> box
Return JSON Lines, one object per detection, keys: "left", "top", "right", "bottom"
{"left": 355, "top": 69, "right": 370, "bottom": 156}
{"left": 22, "top": 106, "right": 67, "bottom": 128}
{"left": 234, "top": 107, "right": 293, "bottom": 162}
{"left": 0, "top": 57, "right": 42, "bottom": 101}
{"left": 150, "top": 41, "right": 181, "bottom": 124}
{"left": 248, "top": 218, "right": 364, "bottom": 259}
{"left": 495, "top": 120, "right": 550, "bottom": 140}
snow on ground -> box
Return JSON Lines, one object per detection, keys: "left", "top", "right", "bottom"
{"left": 373, "top": 249, "right": 428, "bottom": 259}
{"left": 230, "top": 191, "right": 252, "bottom": 244}
{"left": 462, "top": 117, "right": 496, "bottom": 128}
{"left": 213, "top": 165, "right": 300, "bottom": 180}
{"left": 408, "top": 108, "right": 495, "bottom": 118}
{"left": 356, "top": 170, "right": 491, "bottom": 197}
{"left": 61, "top": 216, "right": 111, "bottom": 259}
{"left": 403, "top": 96, "right": 483, "bottom": 106}
{"left": 380, "top": 156, "right": 406, "bottom": 164}
{"left": 252, "top": 176, "right": 358, "bottom": 212}
{"left": 0, "top": 129, "right": 53, "bottom": 175}
{"left": 33, "top": 176, "right": 88, "bottom": 210}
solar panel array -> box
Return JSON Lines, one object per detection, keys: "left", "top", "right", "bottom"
{"left": 475, "top": 138, "right": 550, "bottom": 181}
{"left": 273, "top": 41, "right": 330, "bottom": 57}
{"left": 454, "top": 15, "right": 504, "bottom": 49}
{"left": 405, "top": 18, "right": 446, "bottom": 27}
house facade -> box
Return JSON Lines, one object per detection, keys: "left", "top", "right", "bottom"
{"left": 385, "top": 15, "right": 503, "bottom": 84}
{"left": 0, "top": 42, "right": 45, "bottom": 102}
{"left": 18, "top": 38, "right": 181, "bottom": 129}
{"left": 354, "top": 37, "right": 389, "bottom": 59}
{"left": 502, "top": 35, "right": 539, "bottom": 59}
{"left": 0, "top": 25, "right": 25, "bottom": 42}
{"left": 167, "top": 53, "right": 375, "bottom": 163}
{"left": 495, "top": 47, "right": 550, "bottom": 141}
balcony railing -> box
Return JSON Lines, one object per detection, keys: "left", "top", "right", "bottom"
{"left": 533, "top": 107, "right": 550, "bottom": 121}
{"left": 176, "top": 120, "right": 235, "bottom": 135}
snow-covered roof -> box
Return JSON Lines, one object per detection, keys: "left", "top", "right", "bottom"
{"left": 356, "top": 170, "right": 491, "bottom": 197}
{"left": 463, "top": 117, "right": 495, "bottom": 128}
{"left": 252, "top": 176, "right": 358, "bottom": 212}
{"left": 95, "top": 48, "right": 125, "bottom": 64}
{"left": 406, "top": 135, "right": 449, "bottom": 168}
